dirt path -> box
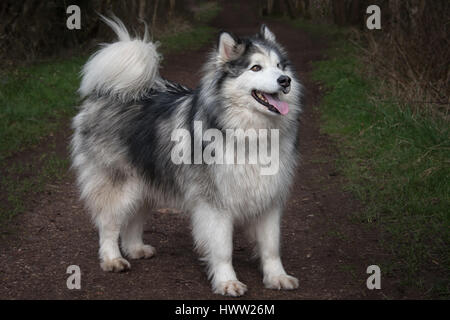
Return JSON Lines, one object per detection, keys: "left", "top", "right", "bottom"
{"left": 0, "top": 1, "right": 407, "bottom": 299}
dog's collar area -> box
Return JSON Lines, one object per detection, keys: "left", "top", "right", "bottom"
{"left": 251, "top": 90, "right": 281, "bottom": 114}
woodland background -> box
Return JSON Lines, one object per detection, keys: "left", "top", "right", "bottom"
{"left": 1, "top": 0, "right": 448, "bottom": 109}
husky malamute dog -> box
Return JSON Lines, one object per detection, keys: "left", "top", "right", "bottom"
{"left": 71, "top": 16, "right": 302, "bottom": 297}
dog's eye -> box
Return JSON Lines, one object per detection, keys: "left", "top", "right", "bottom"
{"left": 250, "top": 65, "right": 262, "bottom": 72}
{"left": 277, "top": 63, "right": 285, "bottom": 70}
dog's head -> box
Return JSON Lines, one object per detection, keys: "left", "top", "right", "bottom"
{"left": 211, "top": 25, "right": 300, "bottom": 118}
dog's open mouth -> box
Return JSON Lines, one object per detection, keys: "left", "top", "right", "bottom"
{"left": 251, "top": 90, "right": 289, "bottom": 115}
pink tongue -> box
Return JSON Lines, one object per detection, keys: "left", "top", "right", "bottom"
{"left": 263, "top": 93, "right": 289, "bottom": 115}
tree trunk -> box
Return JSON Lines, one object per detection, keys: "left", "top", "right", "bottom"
{"left": 267, "top": 0, "right": 274, "bottom": 15}
{"left": 348, "top": 0, "right": 362, "bottom": 26}
{"left": 332, "top": 0, "right": 347, "bottom": 26}
{"left": 283, "top": 0, "right": 298, "bottom": 19}
{"left": 303, "top": 0, "right": 311, "bottom": 19}
{"left": 168, "top": 0, "right": 176, "bottom": 19}
{"left": 152, "top": 0, "right": 160, "bottom": 31}
{"left": 138, "top": 0, "right": 146, "bottom": 20}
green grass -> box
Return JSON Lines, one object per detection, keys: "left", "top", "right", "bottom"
{"left": 0, "top": 57, "right": 86, "bottom": 228}
{"left": 159, "top": 26, "right": 217, "bottom": 54}
{"left": 158, "top": 1, "right": 220, "bottom": 54}
{"left": 0, "top": 3, "right": 221, "bottom": 226}
{"left": 193, "top": 1, "right": 221, "bottom": 25}
{"left": 1, "top": 153, "right": 70, "bottom": 226}
{"left": 0, "top": 56, "right": 85, "bottom": 160}
{"left": 292, "top": 19, "right": 449, "bottom": 297}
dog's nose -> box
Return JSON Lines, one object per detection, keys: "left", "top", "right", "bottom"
{"left": 277, "top": 75, "right": 291, "bottom": 88}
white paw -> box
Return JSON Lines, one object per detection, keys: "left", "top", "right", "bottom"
{"left": 214, "top": 280, "right": 248, "bottom": 297}
{"left": 126, "top": 244, "right": 156, "bottom": 260}
{"left": 100, "top": 257, "right": 131, "bottom": 272}
{"left": 264, "top": 274, "right": 299, "bottom": 290}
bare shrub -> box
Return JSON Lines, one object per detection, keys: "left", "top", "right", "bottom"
{"left": 361, "top": 0, "right": 449, "bottom": 117}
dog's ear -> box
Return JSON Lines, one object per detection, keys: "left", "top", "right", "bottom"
{"left": 260, "top": 24, "right": 276, "bottom": 42}
{"left": 218, "top": 32, "right": 244, "bottom": 62}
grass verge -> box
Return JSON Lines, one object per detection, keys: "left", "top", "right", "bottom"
{"left": 292, "top": 19, "right": 449, "bottom": 298}
{"left": 158, "top": 1, "right": 220, "bottom": 54}
{"left": 0, "top": 2, "right": 221, "bottom": 226}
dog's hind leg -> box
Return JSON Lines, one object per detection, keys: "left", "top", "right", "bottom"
{"left": 82, "top": 170, "right": 143, "bottom": 272}
{"left": 120, "top": 204, "right": 156, "bottom": 260}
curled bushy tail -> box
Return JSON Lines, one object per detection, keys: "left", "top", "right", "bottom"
{"left": 79, "top": 15, "right": 160, "bottom": 101}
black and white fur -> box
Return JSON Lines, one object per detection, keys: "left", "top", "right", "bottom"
{"left": 71, "top": 16, "right": 302, "bottom": 297}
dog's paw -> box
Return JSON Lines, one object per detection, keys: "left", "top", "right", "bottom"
{"left": 126, "top": 244, "right": 156, "bottom": 260}
{"left": 264, "top": 274, "right": 299, "bottom": 290}
{"left": 100, "top": 257, "right": 131, "bottom": 272}
{"left": 214, "top": 280, "right": 248, "bottom": 297}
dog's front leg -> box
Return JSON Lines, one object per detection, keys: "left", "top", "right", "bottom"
{"left": 191, "top": 202, "right": 247, "bottom": 297}
{"left": 254, "top": 206, "right": 299, "bottom": 290}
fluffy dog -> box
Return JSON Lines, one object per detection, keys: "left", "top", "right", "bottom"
{"left": 71, "top": 16, "right": 302, "bottom": 296}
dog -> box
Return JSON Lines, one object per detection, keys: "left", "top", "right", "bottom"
{"left": 71, "top": 16, "right": 302, "bottom": 297}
